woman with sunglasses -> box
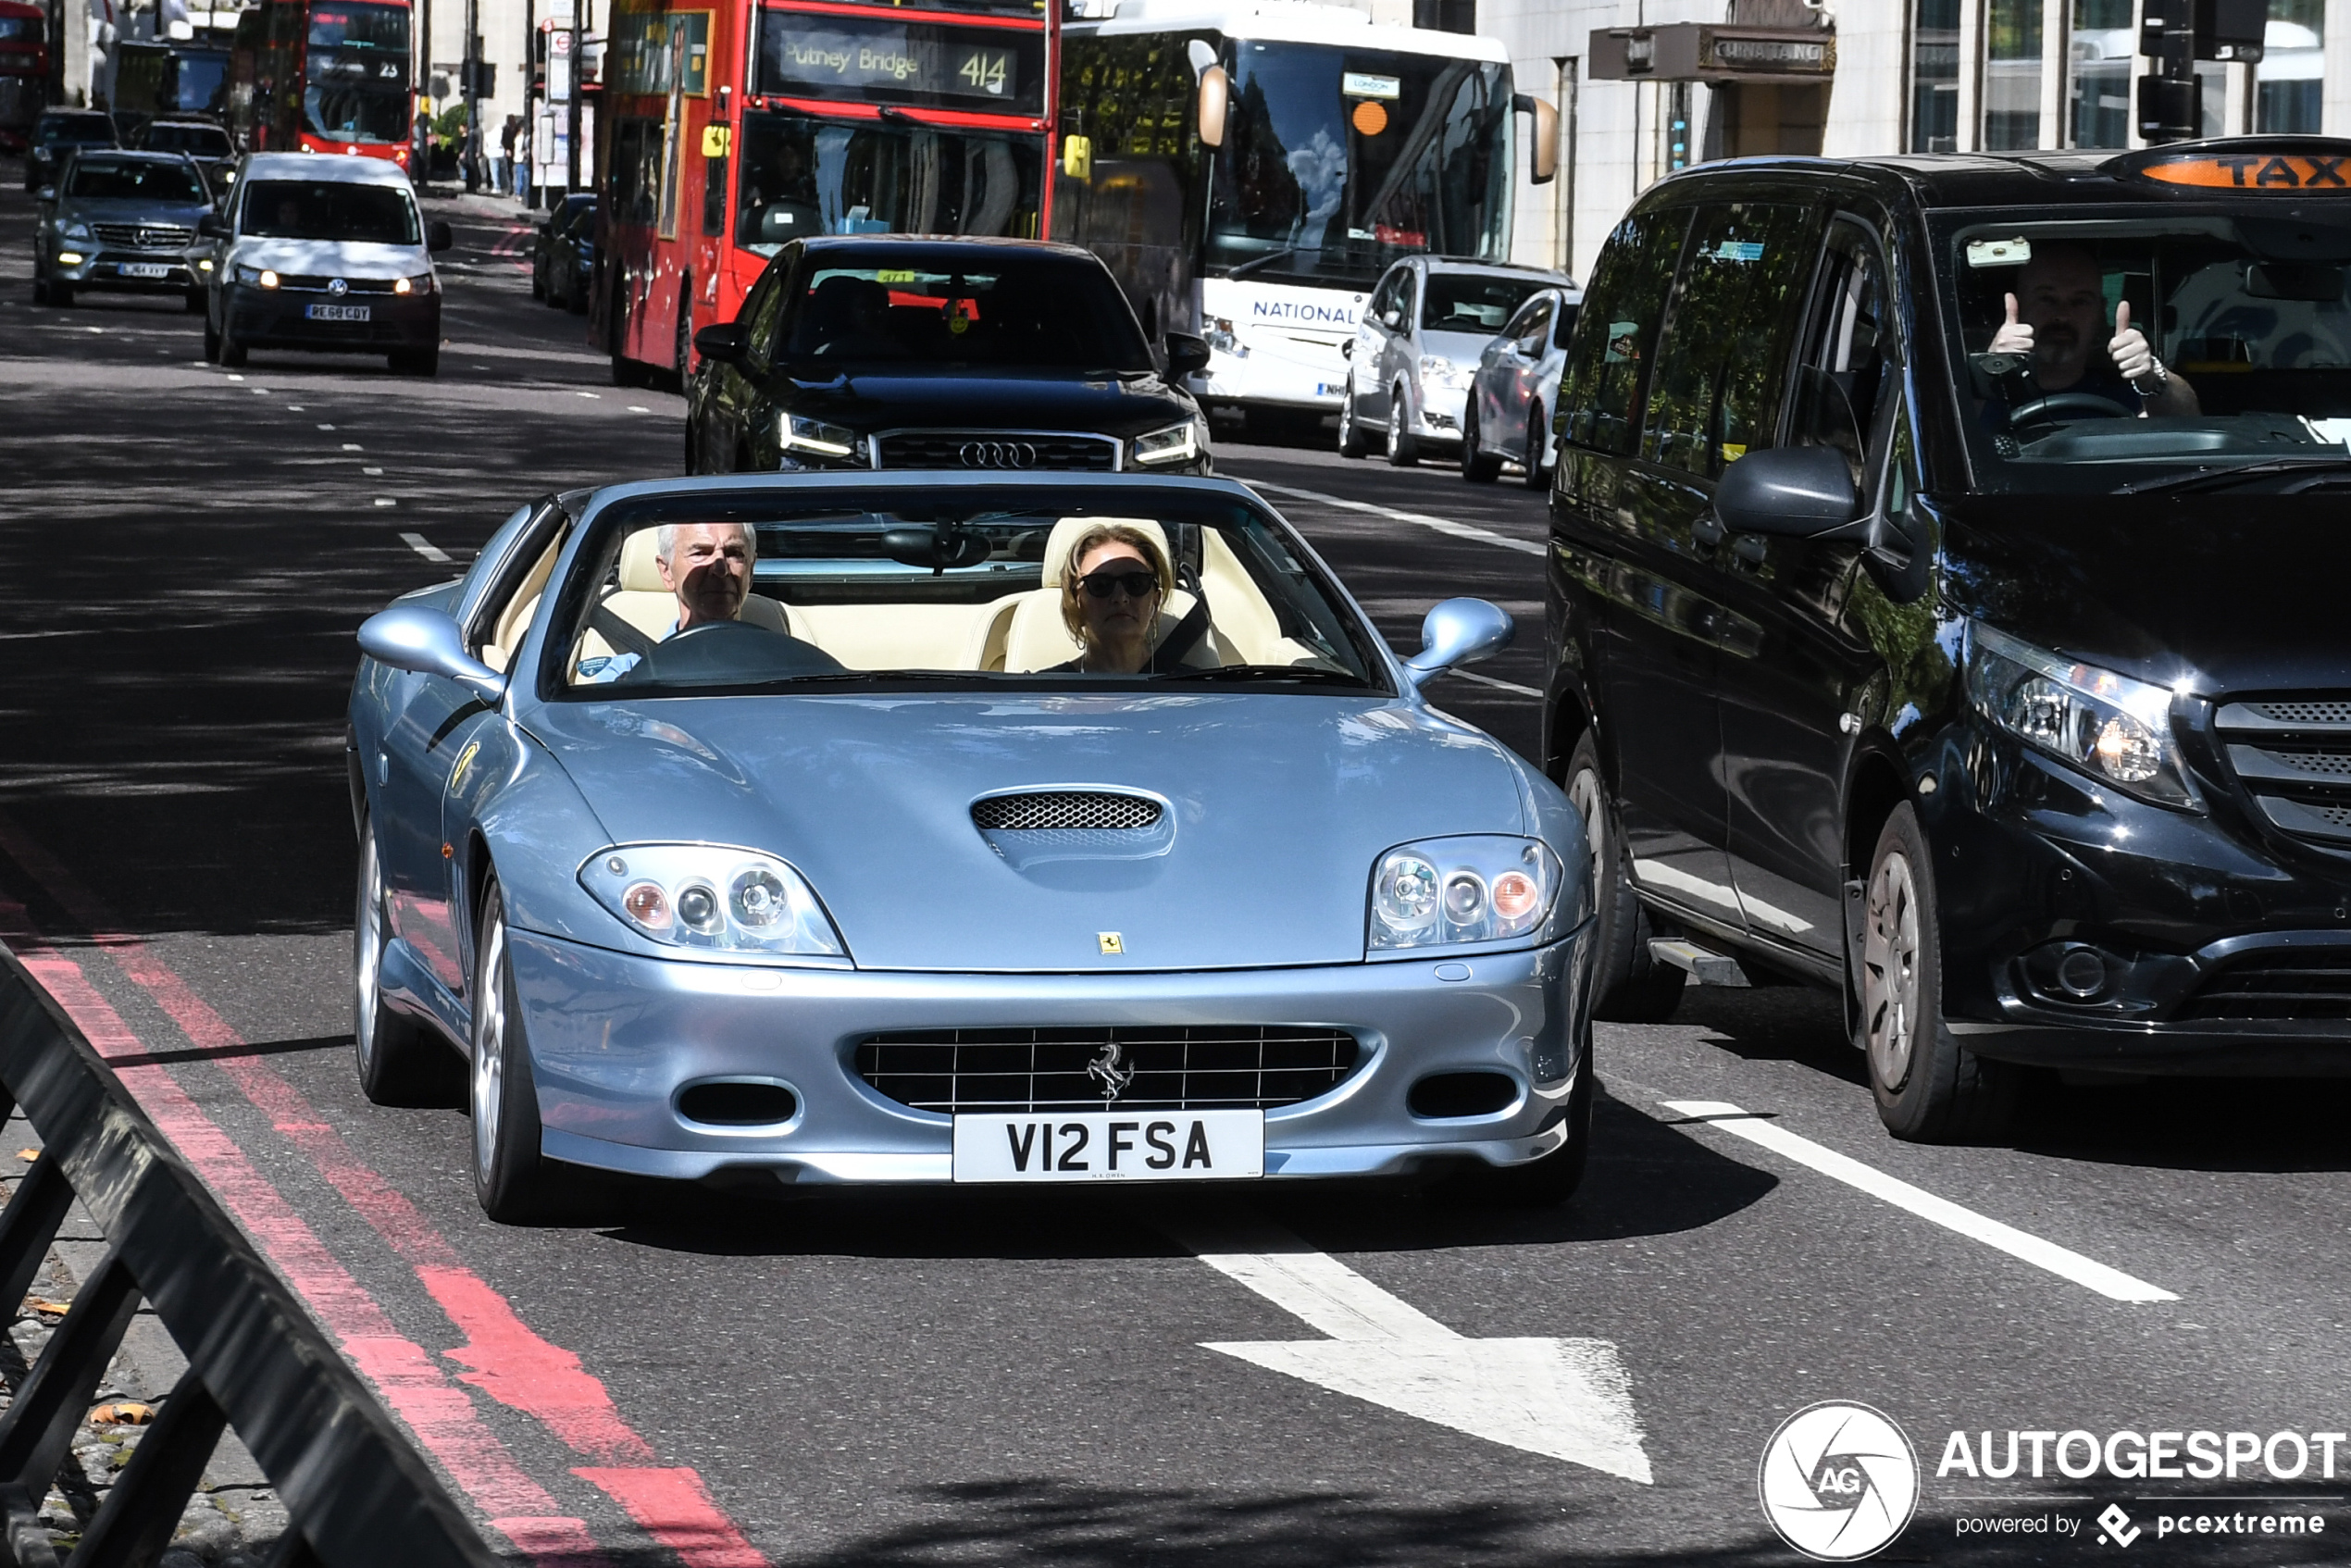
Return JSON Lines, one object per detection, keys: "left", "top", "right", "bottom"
{"left": 1057, "top": 524, "right": 1198, "bottom": 674}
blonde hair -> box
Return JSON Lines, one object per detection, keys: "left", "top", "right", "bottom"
{"left": 1059, "top": 524, "right": 1172, "bottom": 643}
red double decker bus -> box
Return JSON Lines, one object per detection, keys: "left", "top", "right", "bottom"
{"left": 597, "top": 0, "right": 1056, "bottom": 385}
{"left": 0, "top": 0, "right": 48, "bottom": 154}
{"left": 228, "top": 0, "right": 415, "bottom": 168}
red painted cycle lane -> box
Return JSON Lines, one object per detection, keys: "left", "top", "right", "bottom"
{"left": 0, "top": 815, "right": 770, "bottom": 1568}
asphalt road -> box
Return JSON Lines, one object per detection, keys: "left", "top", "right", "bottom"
{"left": 4, "top": 175, "right": 2349, "bottom": 1568}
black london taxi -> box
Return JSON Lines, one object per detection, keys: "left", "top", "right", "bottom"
{"left": 1545, "top": 138, "right": 2351, "bottom": 1140}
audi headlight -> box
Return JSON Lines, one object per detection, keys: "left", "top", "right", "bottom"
{"left": 1133, "top": 419, "right": 1204, "bottom": 467}
{"left": 1369, "top": 835, "right": 1563, "bottom": 952}
{"left": 1419, "top": 354, "right": 1472, "bottom": 391}
{"left": 778, "top": 413, "right": 858, "bottom": 461}
{"left": 578, "top": 844, "right": 850, "bottom": 962}
{"left": 1964, "top": 623, "right": 2198, "bottom": 809}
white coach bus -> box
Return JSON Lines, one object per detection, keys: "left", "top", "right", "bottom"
{"left": 1053, "top": 0, "right": 1554, "bottom": 429}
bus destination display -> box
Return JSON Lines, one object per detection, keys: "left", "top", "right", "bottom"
{"left": 757, "top": 11, "right": 1040, "bottom": 114}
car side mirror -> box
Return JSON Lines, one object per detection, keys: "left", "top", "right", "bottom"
{"left": 1164, "top": 331, "right": 1210, "bottom": 378}
{"left": 1403, "top": 597, "right": 1514, "bottom": 689}
{"left": 694, "top": 321, "right": 748, "bottom": 366}
{"left": 1513, "top": 93, "right": 1559, "bottom": 184}
{"left": 1339, "top": 339, "right": 1352, "bottom": 360}
{"left": 196, "top": 210, "right": 227, "bottom": 237}
{"left": 35, "top": 186, "right": 56, "bottom": 204}
{"left": 1712, "top": 445, "right": 1860, "bottom": 538}
{"left": 426, "top": 219, "right": 454, "bottom": 253}
{"left": 1196, "top": 65, "right": 1230, "bottom": 149}
{"left": 356, "top": 605, "right": 506, "bottom": 704}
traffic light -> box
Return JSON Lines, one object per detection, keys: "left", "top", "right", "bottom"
{"left": 2138, "top": 0, "right": 2268, "bottom": 143}
{"left": 461, "top": 60, "right": 497, "bottom": 98}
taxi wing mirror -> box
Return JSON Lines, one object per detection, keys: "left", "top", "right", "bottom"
{"left": 1404, "top": 598, "right": 1514, "bottom": 689}
{"left": 1712, "top": 445, "right": 1859, "bottom": 538}
{"left": 357, "top": 606, "right": 506, "bottom": 704}
{"left": 426, "top": 219, "right": 454, "bottom": 253}
{"left": 1164, "top": 331, "right": 1210, "bottom": 377}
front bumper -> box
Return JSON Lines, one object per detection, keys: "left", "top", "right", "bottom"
{"left": 1932, "top": 728, "right": 2351, "bottom": 1073}
{"left": 1412, "top": 382, "right": 1470, "bottom": 445}
{"left": 504, "top": 926, "right": 1591, "bottom": 1183}
{"left": 223, "top": 284, "right": 440, "bottom": 352}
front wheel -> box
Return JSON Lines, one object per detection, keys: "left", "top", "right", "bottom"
{"left": 1563, "top": 732, "right": 1686, "bottom": 1023}
{"left": 1461, "top": 401, "right": 1500, "bottom": 482}
{"left": 1384, "top": 382, "right": 1419, "bottom": 467}
{"left": 183, "top": 288, "right": 205, "bottom": 315}
{"left": 1521, "top": 404, "right": 1550, "bottom": 491}
{"left": 217, "top": 327, "right": 246, "bottom": 367}
{"left": 355, "top": 817, "right": 457, "bottom": 1105}
{"left": 48, "top": 280, "right": 72, "bottom": 308}
{"left": 1860, "top": 803, "right": 2018, "bottom": 1141}
{"left": 202, "top": 317, "right": 220, "bottom": 363}
{"left": 1336, "top": 383, "right": 1369, "bottom": 458}
{"left": 471, "top": 882, "right": 554, "bottom": 1221}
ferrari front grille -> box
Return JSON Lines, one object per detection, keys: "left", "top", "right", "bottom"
{"left": 853, "top": 1026, "right": 1362, "bottom": 1114}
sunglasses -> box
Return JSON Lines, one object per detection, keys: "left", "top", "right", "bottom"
{"left": 1079, "top": 569, "right": 1160, "bottom": 600}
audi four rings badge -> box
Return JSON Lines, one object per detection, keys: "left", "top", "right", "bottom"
{"left": 959, "top": 441, "right": 1039, "bottom": 467}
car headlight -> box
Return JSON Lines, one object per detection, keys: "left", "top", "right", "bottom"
{"left": 1419, "top": 354, "right": 1472, "bottom": 391}
{"left": 392, "top": 272, "right": 434, "bottom": 295}
{"left": 59, "top": 219, "right": 90, "bottom": 241}
{"left": 1369, "top": 835, "right": 1563, "bottom": 952}
{"left": 777, "top": 412, "right": 858, "bottom": 461}
{"left": 235, "top": 263, "right": 279, "bottom": 288}
{"left": 578, "top": 844, "right": 850, "bottom": 961}
{"left": 1964, "top": 623, "right": 2198, "bottom": 809}
{"left": 1132, "top": 419, "right": 1204, "bottom": 467}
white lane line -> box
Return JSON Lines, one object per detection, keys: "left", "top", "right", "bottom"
{"left": 399, "top": 532, "right": 451, "bottom": 562}
{"left": 287, "top": 404, "right": 305, "bottom": 412}
{"left": 226, "top": 374, "right": 244, "bottom": 381}
{"left": 341, "top": 442, "right": 362, "bottom": 452}
{"left": 628, "top": 405, "right": 651, "bottom": 414}
{"left": 1440, "top": 667, "right": 1542, "bottom": 699}
{"left": 577, "top": 390, "right": 601, "bottom": 399}
{"left": 362, "top": 467, "right": 384, "bottom": 476}
{"left": 1238, "top": 478, "right": 1546, "bottom": 559}
{"left": 1174, "top": 1218, "right": 1653, "bottom": 1481}
{"left": 373, "top": 497, "right": 398, "bottom": 508}
{"left": 317, "top": 422, "right": 336, "bottom": 430}
{"left": 1660, "top": 1101, "right": 2178, "bottom": 1303}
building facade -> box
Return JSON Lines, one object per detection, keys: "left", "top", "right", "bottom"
{"left": 1412, "top": 0, "right": 2351, "bottom": 280}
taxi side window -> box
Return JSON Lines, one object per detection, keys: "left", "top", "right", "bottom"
{"left": 1789, "top": 220, "right": 1894, "bottom": 487}
{"left": 1558, "top": 205, "right": 1692, "bottom": 457}
{"left": 1639, "top": 201, "right": 1817, "bottom": 479}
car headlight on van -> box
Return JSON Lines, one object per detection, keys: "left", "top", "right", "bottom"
{"left": 1419, "top": 355, "right": 1472, "bottom": 391}
{"left": 235, "top": 263, "right": 279, "bottom": 288}
{"left": 777, "top": 413, "right": 858, "bottom": 462}
{"left": 579, "top": 844, "right": 850, "bottom": 961}
{"left": 393, "top": 272, "right": 435, "bottom": 295}
{"left": 1964, "top": 623, "right": 2199, "bottom": 809}
{"left": 1369, "top": 835, "right": 1563, "bottom": 952}
{"left": 1132, "top": 419, "right": 1204, "bottom": 467}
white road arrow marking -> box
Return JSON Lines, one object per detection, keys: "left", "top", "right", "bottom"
{"left": 1174, "top": 1220, "right": 1653, "bottom": 1484}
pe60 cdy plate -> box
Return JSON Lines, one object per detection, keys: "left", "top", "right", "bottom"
{"left": 952, "top": 1109, "right": 1264, "bottom": 1182}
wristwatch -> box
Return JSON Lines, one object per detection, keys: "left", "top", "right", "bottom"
{"left": 2133, "top": 359, "right": 2171, "bottom": 394}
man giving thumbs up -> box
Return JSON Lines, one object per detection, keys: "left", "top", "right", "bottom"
{"left": 1985, "top": 242, "right": 2198, "bottom": 417}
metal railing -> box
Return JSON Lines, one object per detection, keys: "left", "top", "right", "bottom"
{"left": 0, "top": 948, "right": 498, "bottom": 1568}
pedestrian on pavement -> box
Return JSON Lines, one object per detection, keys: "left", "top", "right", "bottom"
{"left": 515, "top": 119, "right": 533, "bottom": 206}
{"left": 463, "top": 119, "right": 482, "bottom": 193}
{"left": 412, "top": 108, "right": 430, "bottom": 184}
{"left": 498, "top": 115, "right": 517, "bottom": 194}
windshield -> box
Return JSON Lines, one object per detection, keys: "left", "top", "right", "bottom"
{"left": 1424, "top": 272, "right": 1547, "bottom": 334}
{"left": 1943, "top": 209, "right": 2351, "bottom": 491}
{"left": 304, "top": 84, "right": 407, "bottom": 142}
{"left": 239, "top": 178, "right": 419, "bottom": 242}
{"left": 307, "top": 2, "right": 409, "bottom": 52}
{"left": 734, "top": 111, "right": 1042, "bottom": 254}
{"left": 40, "top": 114, "right": 115, "bottom": 145}
{"left": 1206, "top": 42, "right": 1511, "bottom": 287}
{"left": 554, "top": 491, "right": 1385, "bottom": 695}
{"left": 66, "top": 159, "right": 206, "bottom": 201}
{"left": 170, "top": 52, "right": 230, "bottom": 115}
{"left": 0, "top": 15, "right": 44, "bottom": 41}
{"left": 775, "top": 254, "right": 1151, "bottom": 369}
{"left": 146, "top": 122, "right": 232, "bottom": 156}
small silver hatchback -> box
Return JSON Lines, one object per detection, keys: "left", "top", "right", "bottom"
{"left": 1337, "top": 255, "right": 1570, "bottom": 467}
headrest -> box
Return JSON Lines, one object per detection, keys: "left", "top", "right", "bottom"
{"left": 809, "top": 274, "right": 889, "bottom": 318}
{"left": 618, "top": 528, "right": 668, "bottom": 592}
{"left": 1040, "top": 516, "right": 1172, "bottom": 590}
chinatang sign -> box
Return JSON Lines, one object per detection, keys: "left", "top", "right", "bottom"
{"left": 1588, "top": 23, "right": 1837, "bottom": 82}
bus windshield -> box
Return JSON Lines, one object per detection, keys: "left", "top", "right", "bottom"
{"left": 307, "top": 2, "right": 409, "bottom": 52}
{"left": 171, "top": 50, "right": 230, "bottom": 114}
{"left": 304, "top": 83, "right": 408, "bottom": 142}
{"left": 733, "top": 112, "right": 1042, "bottom": 253}
{"left": 1206, "top": 42, "right": 1511, "bottom": 286}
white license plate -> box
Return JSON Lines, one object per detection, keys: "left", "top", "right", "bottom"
{"left": 952, "top": 1109, "right": 1263, "bottom": 1183}
{"left": 118, "top": 263, "right": 172, "bottom": 279}
{"left": 305, "top": 303, "right": 370, "bottom": 321}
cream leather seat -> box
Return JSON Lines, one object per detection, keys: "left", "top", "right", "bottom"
{"left": 573, "top": 529, "right": 795, "bottom": 673}
{"left": 998, "top": 517, "right": 1232, "bottom": 673}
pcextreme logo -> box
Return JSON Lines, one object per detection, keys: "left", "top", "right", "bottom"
{"left": 1759, "top": 1401, "right": 1922, "bottom": 1561}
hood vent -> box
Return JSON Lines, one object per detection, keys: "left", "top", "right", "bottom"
{"left": 973, "top": 791, "right": 1163, "bottom": 832}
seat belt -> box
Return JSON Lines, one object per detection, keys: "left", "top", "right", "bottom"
{"left": 590, "top": 602, "right": 661, "bottom": 661}
{"left": 1146, "top": 597, "right": 1213, "bottom": 674}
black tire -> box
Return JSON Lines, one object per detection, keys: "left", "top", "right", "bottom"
{"left": 1562, "top": 731, "right": 1686, "bottom": 1023}
{"left": 673, "top": 283, "right": 694, "bottom": 386}
{"left": 470, "top": 882, "right": 553, "bottom": 1222}
{"left": 354, "top": 816, "right": 458, "bottom": 1106}
{"left": 1461, "top": 401, "right": 1500, "bottom": 482}
{"left": 530, "top": 259, "right": 545, "bottom": 299}
{"left": 1860, "top": 803, "right": 2018, "bottom": 1141}
{"left": 1521, "top": 404, "right": 1549, "bottom": 491}
{"left": 1384, "top": 381, "right": 1419, "bottom": 467}
{"left": 49, "top": 280, "right": 72, "bottom": 308}
{"left": 217, "top": 327, "right": 246, "bottom": 367}
{"left": 566, "top": 272, "right": 588, "bottom": 316}
{"left": 1336, "top": 381, "right": 1369, "bottom": 458}
{"left": 202, "top": 317, "right": 220, "bottom": 363}
{"left": 1442, "top": 1057, "right": 1595, "bottom": 1208}
{"left": 390, "top": 345, "right": 438, "bottom": 377}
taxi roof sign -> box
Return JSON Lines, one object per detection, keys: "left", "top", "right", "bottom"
{"left": 2105, "top": 138, "right": 2351, "bottom": 193}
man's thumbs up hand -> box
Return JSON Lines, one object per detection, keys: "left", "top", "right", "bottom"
{"left": 1990, "top": 291, "right": 2034, "bottom": 355}
{"left": 2109, "top": 298, "right": 2158, "bottom": 383}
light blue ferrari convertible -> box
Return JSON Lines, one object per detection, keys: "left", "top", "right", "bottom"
{"left": 349, "top": 473, "right": 1596, "bottom": 1220}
